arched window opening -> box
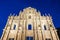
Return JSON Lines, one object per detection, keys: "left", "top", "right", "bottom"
{"left": 13, "top": 24, "right": 16, "bottom": 30}
{"left": 44, "top": 25, "right": 47, "bottom": 30}
{"left": 28, "top": 24, "right": 32, "bottom": 30}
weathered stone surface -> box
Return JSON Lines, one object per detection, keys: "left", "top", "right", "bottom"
{"left": 1, "top": 7, "right": 59, "bottom": 40}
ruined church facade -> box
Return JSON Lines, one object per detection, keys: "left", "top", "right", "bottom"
{"left": 1, "top": 7, "right": 59, "bottom": 40}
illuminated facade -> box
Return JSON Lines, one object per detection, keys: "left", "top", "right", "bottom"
{"left": 1, "top": 7, "right": 59, "bottom": 40}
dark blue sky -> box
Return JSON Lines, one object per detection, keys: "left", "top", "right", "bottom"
{"left": 0, "top": 0, "right": 60, "bottom": 38}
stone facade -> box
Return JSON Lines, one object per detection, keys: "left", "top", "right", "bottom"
{"left": 1, "top": 7, "right": 59, "bottom": 40}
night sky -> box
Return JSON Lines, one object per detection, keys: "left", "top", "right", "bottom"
{"left": 0, "top": 0, "right": 60, "bottom": 38}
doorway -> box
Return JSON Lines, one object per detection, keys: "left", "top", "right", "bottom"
{"left": 26, "top": 36, "right": 33, "bottom": 40}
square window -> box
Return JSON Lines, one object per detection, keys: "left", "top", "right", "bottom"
{"left": 29, "top": 16, "right": 31, "bottom": 19}
{"left": 50, "top": 24, "right": 52, "bottom": 27}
